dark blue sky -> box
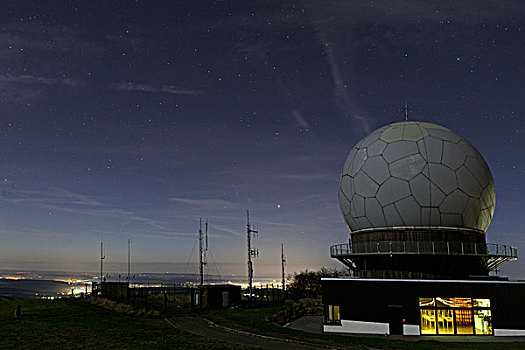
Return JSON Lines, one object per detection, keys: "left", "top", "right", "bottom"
{"left": 0, "top": 1, "right": 523, "bottom": 279}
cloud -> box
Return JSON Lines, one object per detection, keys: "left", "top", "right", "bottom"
{"left": 292, "top": 110, "right": 310, "bottom": 129}
{"left": 0, "top": 23, "right": 97, "bottom": 55}
{"left": 270, "top": 173, "right": 334, "bottom": 182}
{"left": 129, "top": 231, "right": 223, "bottom": 240}
{"left": 0, "top": 74, "right": 82, "bottom": 102}
{"left": 303, "top": 1, "right": 524, "bottom": 135}
{"left": 0, "top": 227, "right": 78, "bottom": 239}
{"left": 0, "top": 22, "right": 98, "bottom": 102}
{"left": 210, "top": 224, "right": 245, "bottom": 238}
{"left": 90, "top": 228, "right": 209, "bottom": 241}
{"left": 0, "top": 74, "right": 79, "bottom": 87}
{"left": 0, "top": 189, "right": 102, "bottom": 211}
{"left": 312, "top": 27, "right": 371, "bottom": 133}
{"left": 170, "top": 197, "right": 234, "bottom": 207}
{"left": 0, "top": 188, "right": 171, "bottom": 232}
{"left": 3, "top": 188, "right": 101, "bottom": 206}
{"left": 306, "top": 1, "right": 523, "bottom": 24}
{"left": 113, "top": 82, "right": 201, "bottom": 96}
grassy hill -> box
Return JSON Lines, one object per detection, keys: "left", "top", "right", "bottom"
{"left": 0, "top": 299, "right": 245, "bottom": 349}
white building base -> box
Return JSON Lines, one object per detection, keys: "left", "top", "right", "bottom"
{"left": 324, "top": 320, "right": 389, "bottom": 335}
{"left": 403, "top": 324, "right": 420, "bottom": 335}
{"left": 494, "top": 329, "right": 525, "bottom": 336}
{"left": 325, "top": 319, "right": 525, "bottom": 337}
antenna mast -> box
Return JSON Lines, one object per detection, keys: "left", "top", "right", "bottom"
{"left": 281, "top": 242, "right": 286, "bottom": 298}
{"left": 127, "top": 237, "right": 131, "bottom": 286}
{"left": 100, "top": 242, "right": 105, "bottom": 282}
{"left": 247, "top": 210, "right": 259, "bottom": 303}
{"left": 199, "top": 218, "right": 208, "bottom": 286}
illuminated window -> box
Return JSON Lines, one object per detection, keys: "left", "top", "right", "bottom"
{"left": 419, "top": 297, "right": 492, "bottom": 335}
{"left": 437, "top": 309, "right": 454, "bottom": 334}
{"left": 419, "top": 297, "right": 435, "bottom": 307}
{"left": 326, "top": 305, "right": 341, "bottom": 324}
{"left": 436, "top": 297, "right": 472, "bottom": 308}
{"left": 455, "top": 309, "right": 473, "bottom": 335}
{"left": 474, "top": 310, "right": 492, "bottom": 335}
{"left": 420, "top": 308, "right": 436, "bottom": 334}
{"left": 473, "top": 299, "right": 490, "bottom": 308}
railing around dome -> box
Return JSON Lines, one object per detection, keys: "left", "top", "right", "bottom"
{"left": 330, "top": 242, "right": 517, "bottom": 258}
{"left": 330, "top": 243, "right": 351, "bottom": 256}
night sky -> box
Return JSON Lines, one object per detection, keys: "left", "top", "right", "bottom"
{"left": 0, "top": 1, "right": 524, "bottom": 280}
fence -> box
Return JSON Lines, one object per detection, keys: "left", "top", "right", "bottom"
{"left": 330, "top": 242, "right": 517, "bottom": 258}
{"left": 243, "top": 284, "right": 285, "bottom": 305}
{"left": 92, "top": 282, "right": 194, "bottom": 311}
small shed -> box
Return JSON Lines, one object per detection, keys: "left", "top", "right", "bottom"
{"left": 94, "top": 282, "right": 129, "bottom": 302}
{"left": 191, "top": 284, "right": 241, "bottom": 310}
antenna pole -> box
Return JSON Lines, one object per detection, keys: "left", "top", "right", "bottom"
{"left": 199, "top": 218, "right": 204, "bottom": 286}
{"left": 281, "top": 242, "right": 286, "bottom": 299}
{"left": 247, "top": 210, "right": 258, "bottom": 303}
{"left": 127, "top": 237, "right": 131, "bottom": 286}
{"left": 247, "top": 211, "right": 252, "bottom": 302}
{"left": 100, "top": 242, "right": 105, "bottom": 282}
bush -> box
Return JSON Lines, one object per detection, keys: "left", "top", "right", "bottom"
{"left": 88, "top": 297, "right": 160, "bottom": 316}
{"left": 266, "top": 298, "right": 323, "bottom": 325}
{"left": 286, "top": 267, "right": 348, "bottom": 300}
{"left": 149, "top": 294, "right": 190, "bottom": 307}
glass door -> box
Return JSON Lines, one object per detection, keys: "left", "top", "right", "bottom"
{"left": 437, "top": 309, "right": 454, "bottom": 334}
{"left": 474, "top": 310, "right": 492, "bottom": 335}
{"left": 420, "top": 309, "right": 436, "bottom": 334}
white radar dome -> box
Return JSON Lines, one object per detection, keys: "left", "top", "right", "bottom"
{"left": 338, "top": 121, "right": 495, "bottom": 232}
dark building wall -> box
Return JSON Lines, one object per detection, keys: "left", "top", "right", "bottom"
{"left": 322, "top": 279, "right": 525, "bottom": 330}
{"left": 351, "top": 228, "right": 486, "bottom": 244}
{"left": 351, "top": 254, "right": 489, "bottom": 279}
{"left": 195, "top": 285, "right": 241, "bottom": 309}
{"left": 99, "top": 282, "right": 129, "bottom": 302}
{"left": 347, "top": 227, "right": 495, "bottom": 279}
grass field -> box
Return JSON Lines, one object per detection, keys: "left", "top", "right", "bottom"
{"left": 3, "top": 298, "right": 524, "bottom": 350}
{"left": 0, "top": 299, "right": 247, "bottom": 349}
{"left": 208, "top": 305, "right": 525, "bottom": 350}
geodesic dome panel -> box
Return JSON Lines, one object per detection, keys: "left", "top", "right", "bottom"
{"left": 338, "top": 121, "right": 495, "bottom": 232}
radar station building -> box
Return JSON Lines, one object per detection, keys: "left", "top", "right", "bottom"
{"left": 323, "top": 121, "right": 523, "bottom": 336}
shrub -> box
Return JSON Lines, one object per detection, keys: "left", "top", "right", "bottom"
{"left": 286, "top": 267, "right": 348, "bottom": 300}
{"left": 266, "top": 298, "right": 323, "bottom": 325}
{"left": 88, "top": 297, "right": 160, "bottom": 316}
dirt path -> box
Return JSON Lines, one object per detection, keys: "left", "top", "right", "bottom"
{"left": 165, "top": 315, "right": 344, "bottom": 350}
